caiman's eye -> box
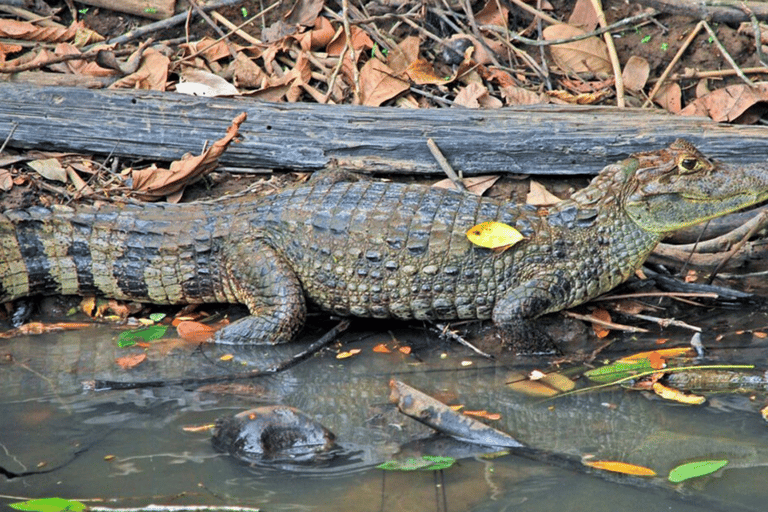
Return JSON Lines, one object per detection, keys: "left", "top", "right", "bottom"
{"left": 678, "top": 156, "right": 701, "bottom": 173}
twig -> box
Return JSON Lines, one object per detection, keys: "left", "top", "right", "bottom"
{"left": 750, "top": 12, "right": 768, "bottom": 67}
{"left": 508, "top": 0, "right": 560, "bottom": 25}
{"left": 102, "top": 0, "right": 247, "bottom": 47}
{"left": 210, "top": 10, "right": 262, "bottom": 45}
{"left": 434, "top": 323, "right": 493, "bottom": 359}
{"left": 628, "top": 312, "right": 702, "bottom": 332}
{"left": 643, "top": 20, "right": 704, "bottom": 107}
{"left": 341, "top": 0, "right": 361, "bottom": 104}
{"left": 322, "top": 26, "right": 347, "bottom": 104}
{"left": 481, "top": 10, "right": 657, "bottom": 47}
{"left": 427, "top": 138, "right": 467, "bottom": 192}
{"left": 409, "top": 86, "right": 455, "bottom": 106}
{"left": 0, "top": 121, "right": 17, "bottom": 154}
{"left": 590, "top": 0, "right": 625, "bottom": 107}
{"left": 188, "top": 0, "right": 236, "bottom": 59}
{"left": 707, "top": 210, "right": 768, "bottom": 284}
{"left": 563, "top": 311, "right": 649, "bottom": 333}
{"left": 594, "top": 291, "right": 719, "bottom": 301}
{"left": 86, "top": 320, "right": 349, "bottom": 391}
{"left": 461, "top": 0, "right": 502, "bottom": 68}
{"left": 665, "top": 66, "right": 768, "bottom": 80}
{"left": 0, "top": 47, "right": 134, "bottom": 74}
{"left": 702, "top": 20, "right": 753, "bottom": 86}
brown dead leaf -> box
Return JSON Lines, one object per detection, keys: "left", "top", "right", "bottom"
{"left": 0, "top": 19, "right": 79, "bottom": 43}
{"left": 453, "top": 82, "right": 502, "bottom": 108}
{"left": 543, "top": 24, "right": 611, "bottom": 75}
{"left": 568, "top": 0, "right": 598, "bottom": 31}
{"left": 131, "top": 112, "right": 246, "bottom": 199}
{"left": 336, "top": 348, "right": 362, "bottom": 359}
{"left": 590, "top": 308, "right": 611, "bottom": 338}
{"left": 622, "top": 56, "right": 650, "bottom": 92}
{"left": 463, "top": 409, "right": 502, "bottom": 421}
{"left": 405, "top": 59, "right": 449, "bottom": 85}
{"left": 327, "top": 25, "right": 373, "bottom": 56}
{"left": 526, "top": 180, "right": 561, "bottom": 206}
{"left": 284, "top": 0, "right": 324, "bottom": 26}
{"left": 229, "top": 52, "right": 266, "bottom": 89}
{"left": 109, "top": 48, "right": 169, "bottom": 91}
{"left": 180, "top": 37, "right": 235, "bottom": 63}
{"left": 359, "top": 58, "right": 409, "bottom": 106}
{"left": 680, "top": 82, "right": 768, "bottom": 123}
{"left": 546, "top": 89, "right": 612, "bottom": 104}
{"left": 475, "top": 0, "right": 509, "bottom": 27}
{"left": 0, "top": 321, "right": 92, "bottom": 338}
{"left": 28, "top": 158, "right": 67, "bottom": 183}
{"left": 293, "top": 16, "right": 335, "bottom": 51}
{"left": 432, "top": 175, "right": 500, "bottom": 195}
{"left": 387, "top": 35, "right": 420, "bottom": 75}
{"left": 501, "top": 85, "right": 548, "bottom": 105}
{"left": 654, "top": 82, "right": 682, "bottom": 114}
{"left": 0, "top": 168, "right": 12, "bottom": 191}
{"left": 0, "top": 41, "right": 22, "bottom": 63}
{"left": 176, "top": 320, "right": 217, "bottom": 343}
{"left": 373, "top": 343, "right": 391, "bottom": 353}
{"left": 115, "top": 353, "right": 147, "bottom": 370}
{"left": 51, "top": 43, "right": 115, "bottom": 76}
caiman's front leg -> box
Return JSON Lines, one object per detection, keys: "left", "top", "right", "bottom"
{"left": 492, "top": 275, "right": 570, "bottom": 354}
{"left": 216, "top": 242, "right": 306, "bottom": 345}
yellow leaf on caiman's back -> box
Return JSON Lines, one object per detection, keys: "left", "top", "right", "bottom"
{"left": 466, "top": 221, "right": 524, "bottom": 250}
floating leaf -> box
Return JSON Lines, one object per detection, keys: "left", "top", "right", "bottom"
{"left": 590, "top": 308, "right": 612, "bottom": 338}
{"left": 372, "top": 343, "right": 391, "bottom": 353}
{"left": 619, "top": 348, "right": 693, "bottom": 363}
{"left": 467, "top": 221, "right": 524, "bottom": 250}
{"left": 652, "top": 382, "right": 706, "bottom": 405}
{"left": 377, "top": 455, "right": 456, "bottom": 471}
{"left": 584, "top": 460, "right": 657, "bottom": 476}
{"left": 115, "top": 353, "right": 147, "bottom": 369}
{"left": 176, "top": 320, "right": 217, "bottom": 342}
{"left": 336, "top": 348, "right": 362, "bottom": 359}
{"left": 117, "top": 324, "right": 168, "bottom": 347}
{"left": 149, "top": 312, "right": 166, "bottom": 322}
{"left": 668, "top": 460, "right": 728, "bottom": 483}
{"left": 10, "top": 498, "right": 86, "bottom": 512}
{"left": 584, "top": 358, "right": 655, "bottom": 383}
{"left": 463, "top": 410, "right": 501, "bottom": 421}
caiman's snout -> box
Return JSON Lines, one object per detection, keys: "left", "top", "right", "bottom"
{"left": 626, "top": 155, "right": 768, "bottom": 234}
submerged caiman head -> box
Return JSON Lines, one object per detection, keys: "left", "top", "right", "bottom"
{"left": 620, "top": 139, "right": 768, "bottom": 234}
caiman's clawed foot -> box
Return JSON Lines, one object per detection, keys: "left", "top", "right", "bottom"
{"left": 484, "top": 321, "right": 563, "bottom": 356}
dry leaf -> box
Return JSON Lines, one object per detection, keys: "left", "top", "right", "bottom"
{"left": 546, "top": 89, "right": 612, "bottom": 104}
{"left": 453, "top": 82, "right": 502, "bottom": 108}
{"left": 652, "top": 382, "right": 706, "bottom": 405}
{"left": 475, "top": 0, "right": 509, "bottom": 27}
{"left": 177, "top": 69, "right": 239, "bottom": 97}
{"left": 131, "top": 112, "right": 246, "bottom": 199}
{"left": 359, "top": 58, "right": 409, "bottom": 106}
{"left": 115, "top": 353, "right": 147, "bottom": 370}
{"left": 109, "top": 48, "right": 169, "bottom": 91}
{"left": 680, "top": 82, "right": 768, "bottom": 123}
{"left": 180, "top": 37, "right": 235, "bottom": 63}
{"left": 336, "top": 348, "right": 362, "bottom": 359}
{"left": 432, "top": 175, "right": 500, "bottom": 195}
{"left": 526, "top": 180, "right": 561, "bottom": 206}
{"left": 622, "top": 56, "right": 650, "bottom": 92}
{"left": 501, "top": 85, "right": 548, "bottom": 105}
{"left": 327, "top": 25, "right": 373, "bottom": 56}
{"left": 0, "top": 168, "right": 12, "bottom": 191}
{"left": 0, "top": 19, "right": 79, "bottom": 43}
{"left": 543, "top": 24, "right": 611, "bottom": 75}
{"left": 463, "top": 410, "right": 502, "bottom": 421}
{"left": 568, "top": 0, "right": 598, "bottom": 31}
{"left": 293, "top": 16, "right": 335, "bottom": 51}
{"left": 284, "top": 0, "right": 325, "bottom": 26}
{"left": 28, "top": 158, "right": 67, "bottom": 183}
{"left": 583, "top": 460, "right": 656, "bottom": 476}
{"left": 373, "top": 343, "right": 391, "bottom": 353}
{"left": 388, "top": 35, "right": 421, "bottom": 75}
{"left": 590, "top": 308, "right": 612, "bottom": 338}
{"left": 398, "top": 346, "right": 411, "bottom": 354}
{"left": 176, "top": 320, "right": 217, "bottom": 343}
{"left": 654, "top": 82, "right": 682, "bottom": 114}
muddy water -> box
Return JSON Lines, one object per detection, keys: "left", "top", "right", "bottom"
{"left": 2, "top": 308, "right": 768, "bottom": 512}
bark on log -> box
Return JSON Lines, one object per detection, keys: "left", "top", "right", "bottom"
{"left": 0, "top": 84, "right": 766, "bottom": 176}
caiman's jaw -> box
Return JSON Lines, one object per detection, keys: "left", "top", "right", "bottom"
{"left": 623, "top": 140, "right": 768, "bottom": 234}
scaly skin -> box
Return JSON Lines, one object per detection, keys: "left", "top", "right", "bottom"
{"left": 1, "top": 140, "right": 767, "bottom": 345}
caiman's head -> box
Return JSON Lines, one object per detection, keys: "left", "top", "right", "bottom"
{"left": 622, "top": 139, "right": 768, "bottom": 234}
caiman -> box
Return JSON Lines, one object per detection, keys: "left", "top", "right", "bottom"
{"left": 1, "top": 140, "right": 767, "bottom": 347}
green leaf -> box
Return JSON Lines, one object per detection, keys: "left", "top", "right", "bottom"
{"left": 668, "top": 460, "right": 728, "bottom": 483}
{"left": 117, "top": 324, "right": 168, "bottom": 347}
{"left": 377, "top": 456, "right": 456, "bottom": 471}
{"left": 10, "top": 498, "right": 86, "bottom": 512}
{"left": 584, "top": 358, "right": 655, "bottom": 383}
{"left": 148, "top": 312, "right": 166, "bottom": 322}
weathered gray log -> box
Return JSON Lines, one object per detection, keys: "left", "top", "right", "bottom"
{"left": 0, "top": 83, "right": 766, "bottom": 176}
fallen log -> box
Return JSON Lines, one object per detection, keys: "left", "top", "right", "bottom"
{"left": 0, "top": 84, "right": 766, "bottom": 176}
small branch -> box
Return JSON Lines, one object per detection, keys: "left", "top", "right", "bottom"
{"left": 643, "top": 20, "right": 704, "bottom": 107}
{"left": 702, "top": 20, "right": 753, "bottom": 86}
{"left": 590, "top": 0, "right": 625, "bottom": 107}
{"left": 563, "top": 311, "right": 649, "bottom": 333}
{"left": 341, "top": 0, "right": 361, "bottom": 105}
{"left": 707, "top": 210, "right": 768, "bottom": 283}
{"left": 427, "top": 138, "right": 467, "bottom": 192}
